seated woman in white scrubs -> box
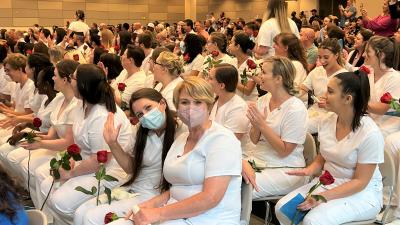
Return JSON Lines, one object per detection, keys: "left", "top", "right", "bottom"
{"left": 228, "top": 32, "right": 258, "bottom": 102}
{"left": 199, "top": 32, "right": 237, "bottom": 78}
{"left": 364, "top": 37, "right": 400, "bottom": 223}
{"left": 20, "top": 60, "right": 80, "bottom": 209}
{"left": 207, "top": 63, "right": 250, "bottom": 145}
{"left": 299, "top": 38, "right": 347, "bottom": 133}
{"left": 115, "top": 76, "right": 242, "bottom": 225}
{"left": 275, "top": 71, "right": 384, "bottom": 225}
{"left": 181, "top": 33, "right": 204, "bottom": 77}
{"left": 112, "top": 45, "right": 146, "bottom": 111}
{"left": 153, "top": 51, "right": 184, "bottom": 111}
{"left": 39, "top": 64, "right": 134, "bottom": 224}
{"left": 74, "top": 88, "right": 186, "bottom": 225}
{"left": 273, "top": 32, "right": 308, "bottom": 91}
{"left": 242, "top": 56, "right": 308, "bottom": 199}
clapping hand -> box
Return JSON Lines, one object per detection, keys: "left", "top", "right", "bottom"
{"left": 246, "top": 102, "right": 266, "bottom": 128}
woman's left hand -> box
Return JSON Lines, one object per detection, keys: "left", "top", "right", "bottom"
{"left": 247, "top": 103, "right": 266, "bottom": 128}
{"left": 297, "top": 196, "right": 322, "bottom": 211}
{"left": 131, "top": 207, "right": 161, "bottom": 225}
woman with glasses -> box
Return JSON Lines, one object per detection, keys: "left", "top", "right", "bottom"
{"left": 153, "top": 52, "right": 184, "bottom": 111}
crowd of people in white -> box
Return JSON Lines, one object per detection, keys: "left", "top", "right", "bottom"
{"left": 2, "top": 0, "right": 400, "bottom": 224}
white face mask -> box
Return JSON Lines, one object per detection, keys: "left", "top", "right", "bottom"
{"left": 177, "top": 105, "right": 208, "bottom": 128}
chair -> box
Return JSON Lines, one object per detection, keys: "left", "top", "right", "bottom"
{"left": 240, "top": 182, "right": 254, "bottom": 225}
{"left": 27, "top": 209, "right": 47, "bottom": 225}
{"left": 253, "top": 133, "right": 317, "bottom": 225}
{"left": 342, "top": 149, "right": 396, "bottom": 225}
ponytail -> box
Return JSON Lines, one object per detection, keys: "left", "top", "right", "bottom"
{"left": 98, "top": 80, "right": 116, "bottom": 113}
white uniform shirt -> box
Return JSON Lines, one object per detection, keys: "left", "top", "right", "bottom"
{"left": 112, "top": 69, "right": 146, "bottom": 104}
{"left": 154, "top": 77, "right": 183, "bottom": 111}
{"left": 68, "top": 20, "right": 90, "bottom": 37}
{"left": 128, "top": 122, "right": 187, "bottom": 198}
{"left": 318, "top": 114, "right": 384, "bottom": 191}
{"left": 201, "top": 54, "right": 237, "bottom": 73}
{"left": 73, "top": 105, "right": 133, "bottom": 165}
{"left": 163, "top": 122, "right": 242, "bottom": 224}
{"left": 29, "top": 91, "right": 46, "bottom": 114}
{"left": 11, "top": 79, "right": 35, "bottom": 113}
{"left": 182, "top": 54, "right": 204, "bottom": 77}
{"left": 257, "top": 18, "right": 300, "bottom": 57}
{"left": 35, "top": 93, "right": 64, "bottom": 133}
{"left": 141, "top": 49, "right": 153, "bottom": 76}
{"left": 368, "top": 68, "right": 400, "bottom": 136}
{"left": 50, "top": 96, "right": 80, "bottom": 138}
{"left": 0, "top": 66, "right": 15, "bottom": 96}
{"left": 236, "top": 58, "right": 259, "bottom": 102}
{"left": 292, "top": 60, "right": 307, "bottom": 91}
{"left": 210, "top": 94, "right": 250, "bottom": 135}
{"left": 247, "top": 94, "right": 308, "bottom": 168}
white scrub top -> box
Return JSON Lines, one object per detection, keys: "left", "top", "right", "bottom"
{"left": 35, "top": 93, "right": 64, "bottom": 133}
{"left": 73, "top": 104, "right": 133, "bottom": 167}
{"left": 163, "top": 122, "right": 242, "bottom": 225}
{"left": 318, "top": 113, "right": 384, "bottom": 192}
{"left": 236, "top": 57, "right": 259, "bottom": 102}
{"left": 49, "top": 96, "right": 80, "bottom": 138}
{"left": 368, "top": 68, "right": 400, "bottom": 137}
{"left": 112, "top": 69, "right": 146, "bottom": 104}
{"left": 0, "top": 66, "right": 16, "bottom": 96}
{"left": 29, "top": 91, "right": 46, "bottom": 114}
{"left": 182, "top": 54, "right": 204, "bottom": 77}
{"left": 11, "top": 79, "right": 35, "bottom": 113}
{"left": 154, "top": 77, "right": 183, "bottom": 111}
{"left": 247, "top": 94, "right": 308, "bottom": 168}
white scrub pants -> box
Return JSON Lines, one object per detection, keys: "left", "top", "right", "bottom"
{"left": 39, "top": 166, "right": 129, "bottom": 224}
{"left": 253, "top": 168, "right": 306, "bottom": 199}
{"left": 385, "top": 131, "right": 400, "bottom": 217}
{"left": 74, "top": 193, "right": 152, "bottom": 225}
{"left": 275, "top": 178, "right": 382, "bottom": 225}
{"left": 0, "top": 142, "right": 18, "bottom": 173}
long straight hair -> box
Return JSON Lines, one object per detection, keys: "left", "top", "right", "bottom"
{"left": 127, "top": 88, "right": 176, "bottom": 192}
{"left": 264, "top": 0, "right": 291, "bottom": 33}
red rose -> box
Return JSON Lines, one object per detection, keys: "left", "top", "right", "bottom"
{"left": 130, "top": 116, "right": 139, "bottom": 125}
{"left": 67, "top": 144, "right": 81, "bottom": 155}
{"left": 26, "top": 49, "right": 32, "bottom": 55}
{"left": 104, "top": 212, "right": 118, "bottom": 224}
{"left": 32, "top": 117, "right": 42, "bottom": 128}
{"left": 114, "top": 45, "right": 120, "bottom": 52}
{"left": 97, "top": 150, "right": 108, "bottom": 164}
{"left": 359, "top": 65, "right": 370, "bottom": 74}
{"left": 73, "top": 54, "right": 79, "bottom": 61}
{"left": 211, "top": 50, "right": 219, "bottom": 58}
{"left": 183, "top": 53, "right": 190, "bottom": 62}
{"left": 380, "top": 92, "right": 393, "bottom": 104}
{"left": 319, "top": 170, "right": 335, "bottom": 185}
{"left": 117, "top": 83, "right": 126, "bottom": 92}
{"left": 247, "top": 59, "right": 257, "bottom": 70}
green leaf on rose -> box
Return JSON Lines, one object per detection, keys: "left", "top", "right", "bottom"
{"left": 311, "top": 194, "right": 327, "bottom": 203}
{"left": 103, "top": 175, "right": 119, "bottom": 182}
{"left": 75, "top": 186, "right": 94, "bottom": 195}
{"left": 61, "top": 161, "right": 71, "bottom": 170}
{"left": 104, "top": 187, "right": 112, "bottom": 204}
{"left": 71, "top": 154, "right": 82, "bottom": 161}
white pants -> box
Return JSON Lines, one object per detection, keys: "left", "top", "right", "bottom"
{"left": 253, "top": 168, "right": 306, "bottom": 199}
{"left": 108, "top": 218, "right": 190, "bottom": 225}
{"left": 39, "top": 166, "right": 129, "bottom": 224}
{"left": 75, "top": 192, "right": 153, "bottom": 225}
{"left": 0, "top": 142, "right": 18, "bottom": 174}
{"left": 275, "top": 178, "right": 382, "bottom": 225}
{"left": 385, "top": 131, "right": 400, "bottom": 217}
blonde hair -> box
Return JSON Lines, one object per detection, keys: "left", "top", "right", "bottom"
{"left": 262, "top": 56, "right": 297, "bottom": 95}
{"left": 48, "top": 46, "right": 65, "bottom": 65}
{"left": 156, "top": 51, "right": 184, "bottom": 76}
{"left": 264, "top": 0, "right": 291, "bottom": 33}
{"left": 4, "top": 53, "right": 26, "bottom": 71}
{"left": 173, "top": 76, "right": 214, "bottom": 110}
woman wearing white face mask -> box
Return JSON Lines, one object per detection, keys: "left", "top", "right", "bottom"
{"left": 74, "top": 88, "right": 186, "bottom": 225}
{"left": 120, "top": 76, "right": 242, "bottom": 225}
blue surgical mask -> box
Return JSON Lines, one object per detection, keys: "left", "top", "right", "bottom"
{"left": 139, "top": 106, "right": 166, "bottom": 130}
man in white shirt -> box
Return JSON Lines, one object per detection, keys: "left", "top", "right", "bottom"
{"left": 137, "top": 32, "right": 154, "bottom": 76}
{"left": 74, "top": 32, "right": 90, "bottom": 63}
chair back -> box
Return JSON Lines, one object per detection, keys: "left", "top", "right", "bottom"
{"left": 380, "top": 149, "right": 396, "bottom": 189}
{"left": 240, "top": 182, "right": 253, "bottom": 225}
{"left": 27, "top": 209, "right": 47, "bottom": 225}
{"left": 303, "top": 133, "right": 317, "bottom": 166}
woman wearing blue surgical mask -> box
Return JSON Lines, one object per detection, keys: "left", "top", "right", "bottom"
{"left": 124, "top": 76, "right": 242, "bottom": 225}
{"left": 74, "top": 88, "right": 186, "bottom": 225}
